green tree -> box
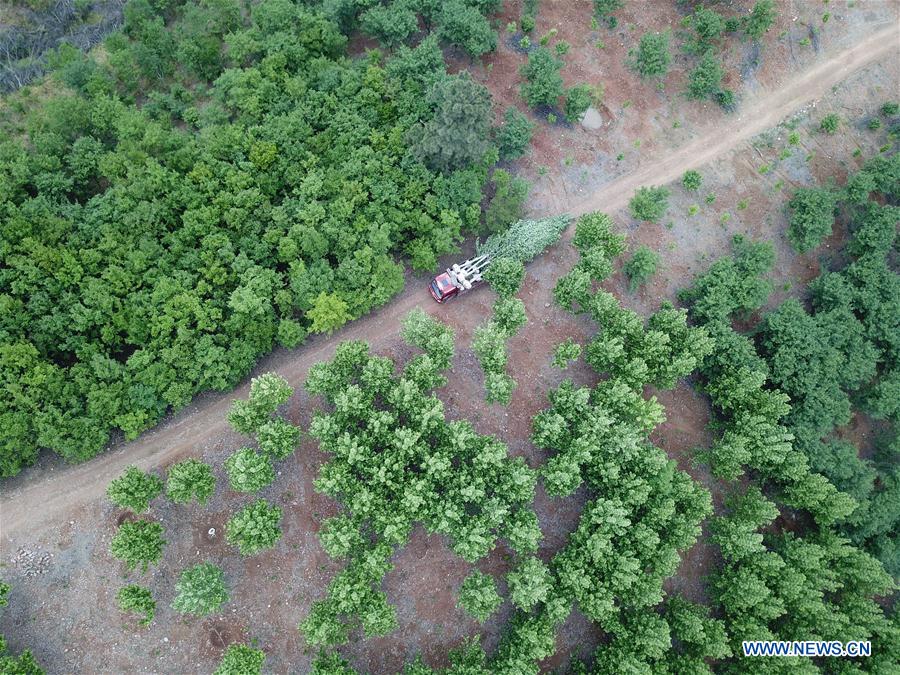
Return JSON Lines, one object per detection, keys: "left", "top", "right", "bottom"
{"left": 438, "top": 0, "right": 498, "bottom": 58}
{"left": 507, "top": 556, "right": 552, "bottom": 611}
{"left": 564, "top": 84, "right": 593, "bottom": 122}
{"left": 0, "top": 583, "right": 9, "bottom": 608}
{"left": 224, "top": 448, "right": 275, "bottom": 493}
{"left": 881, "top": 101, "right": 899, "bottom": 116}
{"left": 214, "top": 644, "right": 266, "bottom": 675}
{"left": 257, "top": 418, "right": 301, "bottom": 460}
{"left": 787, "top": 187, "right": 837, "bottom": 252}
{"left": 308, "top": 292, "right": 352, "bottom": 335}
{"left": 629, "top": 186, "right": 670, "bottom": 222}
{"left": 228, "top": 373, "right": 293, "bottom": 436}
{"left": 172, "top": 563, "right": 229, "bottom": 616}
{"left": 552, "top": 339, "right": 582, "bottom": 369}
{"left": 226, "top": 499, "right": 283, "bottom": 555}
{"left": 520, "top": 48, "right": 564, "bottom": 109}
{"left": 692, "top": 7, "right": 725, "bottom": 47}
{"left": 497, "top": 107, "right": 534, "bottom": 160}
{"left": 623, "top": 245, "right": 660, "bottom": 291}
{"left": 686, "top": 53, "right": 723, "bottom": 100}
{"left": 743, "top": 0, "right": 777, "bottom": 40}
{"left": 359, "top": 4, "right": 418, "bottom": 48}
{"left": 116, "top": 585, "right": 155, "bottom": 626}
{"left": 682, "top": 170, "right": 702, "bottom": 191}
{"left": 0, "top": 636, "right": 43, "bottom": 675}
{"left": 484, "top": 258, "right": 525, "bottom": 299}
{"left": 484, "top": 169, "right": 529, "bottom": 234}
{"left": 819, "top": 113, "right": 840, "bottom": 134}
{"left": 457, "top": 570, "right": 501, "bottom": 622}
{"left": 630, "top": 32, "right": 671, "bottom": 79}
{"left": 166, "top": 459, "right": 215, "bottom": 505}
{"left": 110, "top": 520, "right": 166, "bottom": 573}
{"left": 107, "top": 466, "right": 163, "bottom": 513}
{"left": 593, "top": 0, "right": 624, "bottom": 28}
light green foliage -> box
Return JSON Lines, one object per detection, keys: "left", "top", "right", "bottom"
{"left": 227, "top": 373, "right": 293, "bottom": 436}
{"left": 400, "top": 309, "right": 456, "bottom": 372}
{"left": 310, "top": 651, "right": 357, "bottom": 674}
{"left": 473, "top": 321, "right": 514, "bottom": 404}
{"left": 743, "top": 0, "right": 777, "bottom": 39}
{"left": 224, "top": 448, "right": 275, "bottom": 493}
{"left": 554, "top": 211, "right": 625, "bottom": 309}
{"left": 564, "top": 84, "right": 593, "bottom": 122}
{"left": 484, "top": 258, "right": 525, "bottom": 299}
{"left": 300, "top": 332, "right": 538, "bottom": 647}
{"left": 107, "top": 467, "right": 164, "bottom": 513}
{"left": 172, "top": 563, "right": 229, "bottom": 616}
{"left": 457, "top": 571, "right": 502, "bottom": 621}
{"left": 623, "top": 245, "right": 660, "bottom": 291}
{"left": 686, "top": 52, "right": 723, "bottom": 100}
{"left": 520, "top": 47, "right": 564, "bottom": 108}
{"left": 507, "top": 557, "right": 552, "bottom": 612}
{"left": 497, "top": 107, "right": 534, "bottom": 160}
{"left": 629, "top": 31, "right": 671, "bottom": 79}
{"left": 257, "top": 417, "right": 301, "bottom": 460}
{"left": 116, "top": 585, "right": 155, "bottom": 626}
{"left": 786, "top": 187, "right": 837, "bottom": 252}
{"left": 0, "top": 635, "right": 44, "bottom": 675}
{"left": 110, "top": 520, "right": 166, "bottom": 573}
{"left": 214, "top": 644, "right": 266, "bottom": 675}
{"left": 477, "top": 215, "right": 571, "bottom": 264}
{"left": 226, "top": 499, "right": 283, "bottom": 555}
{"left": 492, "top": 298, "right": 527, "bottom": 337}
{"left": 552, "top": 339, "right": 582, "bottom": 369}
{"left": 308, "top": 292, "right": 352, "bottom": 336}
{"left": 629, "top": 186, "right": 670, "bottom": 222}
{"left": 0, "top": 583, "right": 9, "bottom": 608}
{"left": 410, "top": 73, "right": 493, "bottom": 173}
{"left": 819, "top": 113, "right": 840, "bottom": 134}
{"left": 166, "top": 459, "right": 215, "bottom": 505}
{"left": 691, "top": 7, "right": 725, "bottom": 49}
{"left": 682, "top": 170, "right": 702, "bottom": 191}
{"left": 484, "top": 170, "right": 529, "bottom": 235}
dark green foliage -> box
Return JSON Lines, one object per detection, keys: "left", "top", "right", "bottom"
{"left": 563, "top": 84, "right": 592, "bottom": 122}
{"left": 224, "top": 448, "right": 275, "bottom": 493}
{"left": 787, "top": 187, "right": 838, "bottom": 252}
{"left": 819, "top": 112, "right": 841, "bottom": 134}
{"left": 172, "top": 562, "right": 229, "bottom": 616}
{"left": 107, "top": 467, "right": 164, "bottom": 513}
{"left": 226, "top": 499, "right": 283, "bottom": 555}
{"left": 692, "top": 7, "right": 725, "bottom": 48}
{"left": 359, "top": 3, "right": 418, "bottom": 48}
{"left": 593, "top": 0, "right": 624, "bottom": 28}
{"left": 166, "top": 459, "right": 215, "bottom": 505}
{"left": 110, "top": 520, "right": 166, "bottom": 573}
{"left": 743, "top": 0, "right": 777, "bottom": 40}
{"left": 497, "top": 107, "right": 534, "bottom": 160}
{"left": 214, "top": 644, "right": 266, "bottom": 675}
{"left": 457, "top": 570, "right": 501, "bottom": 621}
{"left": 629, "top": 186, "right": 670, "bottom": 222}
{"left": 682, "top": 170, "right": 702, "bottom": 191}
{"left": 881, "top": 101, "right": 899, "bottom": 116}
{"left": 484, "top": 258, "right": 525, "bottom": 299}
{"left": 623, "top": 245, "right": 660, "bottom": 291}
{"left": 0, "top": 583, "right": 8, "bottom": 608}
{"left": 116, "top": 585, "right": 156, "bottom": 626}
{"left": 484, "top": 169, "right": 529, "bottom": 235}
{"left": 0, "top": 0, "right": 491, "bottom": 477}
{"left": 438, "top": 0, "right": 498, "bottom": 58}
{"left": 520, "top": 48, "right": 564, "bottom": 108}
{"left": 410, "top": 72, "right": 493, "bottom": 173}
{"left": 629, "top": 32, "right": 671, "bottom": 79}
{"left": 686, "top": 52, "right": 723, "bottom": 100}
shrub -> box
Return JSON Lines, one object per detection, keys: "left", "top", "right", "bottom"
{"left": 497, "top": 107, "right": 534, "bottom": 160}
{"left": 881, "top": 101, "right": 899, "bottom": 116}
{"left": 166, "top": 459, "right": 215, "bottom": 505}
{"left": 484, "top": 170, "right": 529, "bottom": 235}
{"left": 552, "top": 339, "right": 582, "bottom": 369}
{"left": 457, "top": 571, "right": 501, "bottom": 621}
{"left": 214, "top": 644, "right": 266, "bottom": 675}
{"left": 520, "top": 48, "right": 564, "bottom": 108}
{"left": 686, "top": 53, "right": 723, "bottom": 100}
{"left": 629, "top": 186, "right": 670, "bottom": 222}
{"left": 787, "top": 187, "right": 838, "bottom": 252}
{"left": 226, "top": 499, "right": 283, "bottom": 555}
{"left": 484, "top": 258, "right": 526, "bottom": 299}
{"left": 623, "top": 246, "right": 660, "bottom": 291}
{"left": 110, "top": 520, "right": 166, "bottom": 573}
{"left": 564, "top": 84, "right": 593, "bottom": 122}
{"left": 682, "top": 170, "right": 702, "bottom": 191}
{"left": 743, "top": 0, "right": 777, "bottom": 39}
{"left": 107, "top": 467, "right": 163, "bottom": 513}
{"left": 172, "top": 563, "right": 229, "bottom": 616}
{"left": 116, "top": 585, "right": 155, "bottom": 626}
{"left": 629, "top": 32, "right": 671, "bottom": 79}
{"left": 224, "top": 448, "right": 275, "bottom": 493}
{"left": 819, "top": 113, "right": 840, "bottom": 134}
{"left": 507, "top": 556, "right": 552, "bottom": 611}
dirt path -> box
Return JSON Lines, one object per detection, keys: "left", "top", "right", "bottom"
{"left": 2, "top": 22, "right": 898, "bottom": 537}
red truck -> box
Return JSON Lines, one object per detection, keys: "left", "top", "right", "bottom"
{"left": 429, "top": 254, "right": 491, "bottom": 303}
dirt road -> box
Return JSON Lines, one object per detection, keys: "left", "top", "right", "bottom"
{"left": 2, "top": 21, "right": 898, "bottom": 537}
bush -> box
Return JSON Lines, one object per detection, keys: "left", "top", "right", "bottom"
{"left": 819, "top": 113, "right": 840, "bottom": 134}
{"left": 743, "top": 0, "right": 777, "bottom": 39}
{"left": 623, "top": 246, "right": 660, "bottom": 291}
{"left": 520, "top": 47, "right": 564, "bottom": 108}
{"left": 881, "top": 101, "right": 899, "bottom": 116}
{"left": 629, "top": 186, "right": 670, "bottom": 222}
{"left": 629, "top": 32, "right": 671, "bottom": 79}
{"left": 686, "top": 53, "right": 723, "bottom": 100}
{"left": 564, "top": 84, "right": 593, "bottom": 122}
{"left": 224, "top": 448, "right": 275, "bottom": 493}
{"left": 507, "top": 556, "right": 552, "bottom": 611}
{"left": 214, "top": 644, "right": 266, "bottom": 675}
{"left": 107, "top": 467, "right": 164, "bottom": 513}
{"left": 116, "top": 585, "right": 155, "bottom": 626}
{"left": 172, "top": 563, "right": 229, "bottom": 616}
{"left": 787, "top": 187, "right": 838, "bottom": 252}
{"left": 226, "top": 499, "right": 283, "bottom": 555}
{"left": 484, "top": 169, "right": 529, "bottom": 235}
{"left": 497, "top": 107, "right": 535, "bottom": 160}
{"left": 166, "top": 459, "right": 215, "bottom": 505}
{"left": 552, "top": 339, "right": 582, "bottom": 369}
{"left": 484, "top": 258, "right": 525, "bottom": 299}
{"left": 110, "top": 520, "right": 166, "bottom": 573}
{"left": 682, "top": 170, "right": 702, "bottom": 191}
{"left": 457, "top": 571, "right": 501, "bottom": 621}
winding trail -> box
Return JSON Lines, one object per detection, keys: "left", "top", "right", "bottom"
{"left": 2, "top": 21, "right": 898, "bottom": 537}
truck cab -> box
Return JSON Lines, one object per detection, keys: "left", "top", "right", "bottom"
{"left": 429, "top": 272, "right": 459, "bottom": 303}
